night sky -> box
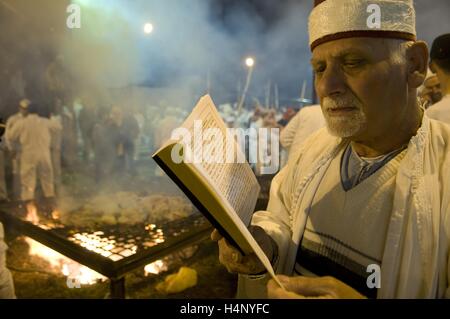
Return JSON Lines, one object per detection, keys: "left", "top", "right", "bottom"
{"left": 1, "top": 0, "right": 450, "bottom": 109}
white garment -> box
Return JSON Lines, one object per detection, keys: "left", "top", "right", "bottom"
{"left": 426, "top": 95, "right": 450, "bottom": 124}
{"left": 50, "top": 116, "right": 63, "bottom": 191}
{"left": 5, "top": 113, "right": 24, "bottom": 152}
{"left": 0, "top": 223, "right": 15, "bottom": 299}
{"left": 7, "top": 114, "right": 55, "bottom": 201}
{"left": 239, "top": 115, "right": 450, "bottom": 299}
{"left": 5, "top": 113, "right": 24, "bottom": 198}
{"left": 279, "top": 105, "right": 325, "bottom": 162}
{"left": 295, "top": 146, "right": 404, "bottom": 297}
{"left": 0, "top": 141, "right": 6, "bottom": 200}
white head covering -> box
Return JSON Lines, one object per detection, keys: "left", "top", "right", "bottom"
{"left": 19, "top": 98, "right": 31, "bottom": 109}
{"left": 308, "top": 0, "right": 417, "bottom": 51}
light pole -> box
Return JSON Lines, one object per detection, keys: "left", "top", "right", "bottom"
{"left": 237, "top": 57, "right": 255, "bottom": 113}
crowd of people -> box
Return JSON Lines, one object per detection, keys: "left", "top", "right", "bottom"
{"left": 1, "top": 98, "right": 142, "bottom": 205}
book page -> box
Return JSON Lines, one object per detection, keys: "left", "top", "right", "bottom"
{"left": 156, "top": 95, "right": 284, "bottom": 289}
{"left": 178, "top": 95, "right": 260, "bottom": 226}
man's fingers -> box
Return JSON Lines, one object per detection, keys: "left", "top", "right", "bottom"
{"left": 210, "top": 229, "right": 223, "bottom": 241}
{"left": 218, "top": 238, "right": 243, "bottom": 262}
{"left": 267, "top": 280, "right": 303, "bottom": 299}
{"left": 216, "top": 238, "right": 264, "bottom": 275}
{"left": 292, "top": 276, "right": 333, "bottom": 296}
{"left": 276, "top": 276, "right": 332, "bottom": 297}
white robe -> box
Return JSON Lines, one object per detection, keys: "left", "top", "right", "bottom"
{"left": 279, "top": 105, "right": 325, "bottom": 162}
{"left": 6, "top": 114, "right": 55, "bottom": 201}
{"left": 426, "top": 95, "right": 450, "bottom": 124}
{"left": 238, "top": 115, "right": 450, "bottom": 299}
{"left": 0, "top": 141, "right": 6, "bottom": 200}
{"left": 0, "top": 223, "right": 15, "bottom": 299}
{"left": 5, "top": 113, "right": 24, "bottom": 198}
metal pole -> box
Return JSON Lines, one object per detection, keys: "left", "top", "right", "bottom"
{"left": 275, "top": 84, "right": 279, "bottom": 110}
{"left": 265, "top": 80, "right": 271, "bottom": 109}
{"left": 110, "top": 277, "right": 126, "bottom": 299}
{"left": 206, "top": 69, "right": 211, "bottom": 95}
{"left": 237, "top": 66, "right": 254, "bottom": 113}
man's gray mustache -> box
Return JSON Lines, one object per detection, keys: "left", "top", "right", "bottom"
{"left": 323, "top": 98, "right": 361, "bottom": 110}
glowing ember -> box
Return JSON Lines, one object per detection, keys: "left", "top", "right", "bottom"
{"left": 23, "top": 206, "right": 170, "bottom": 285}
{"left": 69, "top": 232, "right": 139, "bottom": 261}
{"left": 25, "top": 202, "right": 39, "bottom": 225}
{"left": 26, "top": 237, "right": 106, "bottom": 285}
{"left": 144, "top": 260, "right": 168, "bottom": 276}
{"left": 51, "top": 209, "right": 61, "bottom": 220}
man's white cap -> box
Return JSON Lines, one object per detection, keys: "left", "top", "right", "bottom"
{"left": 308, "top": 0, "right": 417, "bottom": 51}
{"left": 19, "top": 99, "right": 31, "bottom": 109}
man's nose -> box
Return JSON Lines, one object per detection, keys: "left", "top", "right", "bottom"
{"left": 316, "top": 63, "right": 346, "bottom": 98}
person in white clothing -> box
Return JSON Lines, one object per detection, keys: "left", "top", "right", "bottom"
{"left": 5, "top": 99, "right": 30, "bottom": 200}
{"left": 426, "top": 34, "right": 450, "bottom": 123}
{"left": 6, "top": 103, "right": 55, "bottom": 203}
{"left": 0, "top": 223, "right": 15, "bottom": 299}
{"left": 213, "top": 0, "right": 450, "bottom": 299}
{"left": 279, "top": 105, "right": 325, "bottom": 163}
{"left": 0, "top": 139, "right": 7, "bottom": 202}
{"left": 50, "top": 110, "right": 63, "bottom": 195}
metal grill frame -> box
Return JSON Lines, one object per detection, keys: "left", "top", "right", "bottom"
{"left": 0, "top": 208, "right": 213, "bottom": 298}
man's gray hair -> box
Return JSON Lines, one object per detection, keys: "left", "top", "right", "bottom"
{"left": 386, "top": 39, "right": 415, "bottom": 65}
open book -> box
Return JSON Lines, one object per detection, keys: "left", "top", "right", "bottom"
{"left": 152, "top": 95, "right": 284, "bottom": 287}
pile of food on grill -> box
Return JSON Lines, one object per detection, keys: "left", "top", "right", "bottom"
{"left": 59, "top": 192, "right": 194, "bottom": 228}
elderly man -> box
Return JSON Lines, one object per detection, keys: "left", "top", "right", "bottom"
{"left": 213, "top": 0, "right": 450, "bottom": 299}
{"left": 426, "top": 34, "right": 450, "bottom": 123}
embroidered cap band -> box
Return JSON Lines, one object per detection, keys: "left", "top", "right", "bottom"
{"left": 309, "top": 0, "right": 417, "bottom": 51}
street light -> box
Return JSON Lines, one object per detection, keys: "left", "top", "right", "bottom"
{"left": 144, "top": 23, "right": 154, "bottom": 34}
{"left": 245, "top": 57, "right": 255, "bottom": 68}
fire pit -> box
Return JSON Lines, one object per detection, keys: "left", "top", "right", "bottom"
{"left": 0, "top": 198, "right": 212, "bottom": 298}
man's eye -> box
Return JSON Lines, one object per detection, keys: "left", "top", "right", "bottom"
{"left": 314, "top": 65, "right": 326, "bottom": 74}
{"left": 344, "top": 60, "right": 364, "bottom": 68}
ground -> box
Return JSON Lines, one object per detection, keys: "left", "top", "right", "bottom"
{"left": 7, "top": 238, "right": 238, "bottom": 299}
{"left": 2, "top": 153, "right": 270, "bottom": 299}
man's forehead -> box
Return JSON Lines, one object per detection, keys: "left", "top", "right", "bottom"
{"left": 311, "top": 37, "right": 386, "bottom": 60}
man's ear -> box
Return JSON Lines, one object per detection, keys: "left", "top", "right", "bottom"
{"left": 406, "top": 41, "right": 429, "bottom": 89}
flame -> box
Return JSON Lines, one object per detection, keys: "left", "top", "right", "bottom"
{"left": 24, "top": 208, "right": 170, "bottom": 285}
{"left": 25, "top": 202, "right": 39, "bottom": 225}
{"left": 24, "top": 204, "right": 107, "bottom": 285}
{"left": 144, "top": 260, "right": 168, "bottom": 276}
{"left": 51, "top": 209, "right": 60, "bottom": 220}
{"left": 26, "top": 237, "right": 107, "bottom": 285}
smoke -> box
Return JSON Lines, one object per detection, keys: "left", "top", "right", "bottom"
{"left": 0, "top": 0, "right": 449, "bottom": 115}
{"left": 0, "top": 0, "right": 67, "bottom": 116}
{"left": 22, "top": 0, "right": 315, "bottom": 108}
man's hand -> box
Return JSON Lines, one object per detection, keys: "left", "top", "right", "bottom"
{"left": 211, "top": 226, "right": 276, "bottom": 275}
{"left": 267, "top": 275, "right": 366, "bottom": 299}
